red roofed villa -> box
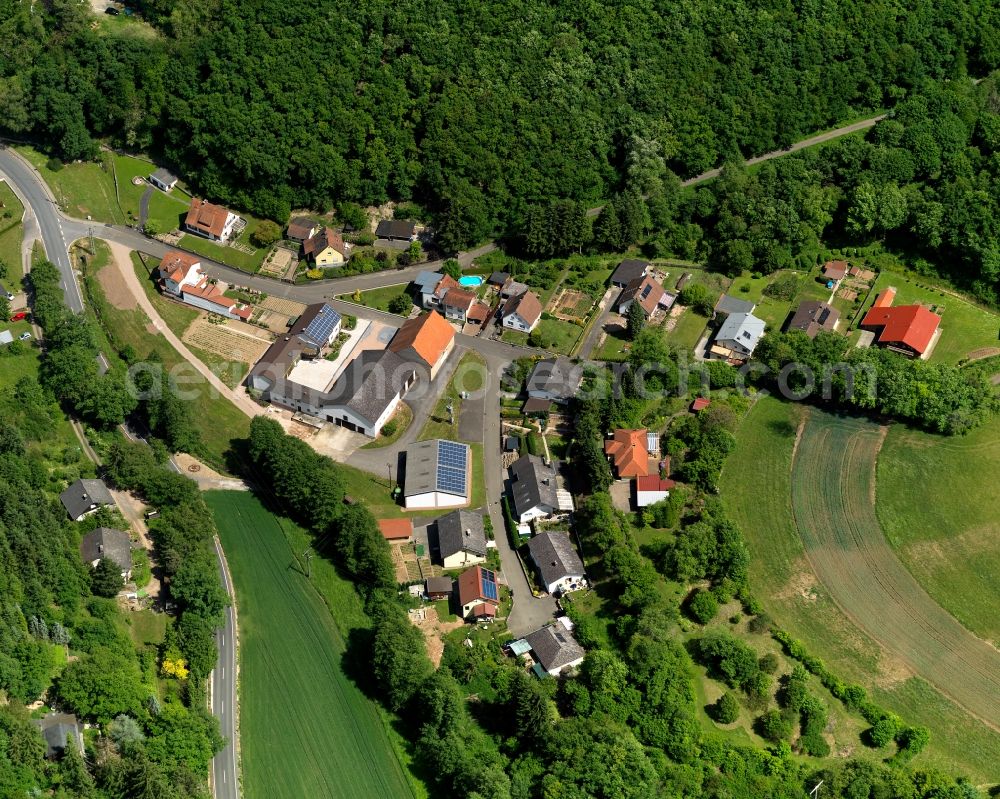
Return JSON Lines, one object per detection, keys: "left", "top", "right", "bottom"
{"left": 822, "top": 260, "right": 848, "bottom": 281}
{"left": 859, "top": 288, "right": 941, "bottom": 358}
{"left": 457, "top": 566, "right": 500, "bottom": 621}
{"left": 604, "top": 429, "right": 654, "bottom": 479}
{"left": 635, "top": 474, "right": 677, "bottom": 507}
{"left": 184, "top": 198, "right": 239, "bottom": 242}
{"left": 157, "top": 250, "right": 251, "bottom": 320}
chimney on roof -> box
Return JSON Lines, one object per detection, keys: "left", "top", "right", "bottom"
{"left": 97, "top": 543, "right": 103, "bottom": 554}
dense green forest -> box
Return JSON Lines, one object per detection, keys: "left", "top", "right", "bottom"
{"left": 1, "top": 0, "right": 996, "bottom": 234}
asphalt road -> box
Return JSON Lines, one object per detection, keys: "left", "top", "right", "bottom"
{"left": 212, "top": 538, "right": 240, "bottom": 799}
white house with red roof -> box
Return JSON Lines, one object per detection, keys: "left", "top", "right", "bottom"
{"left": 158, "top": 250, "right": 251, "bottom": 320}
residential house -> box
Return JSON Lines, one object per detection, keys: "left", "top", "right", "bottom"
{"left": 788, "top": 300, "right": 840, "bottom": 338}
{"left": 387, "top": 310, "right": 456, "bottom": 380}
{"left": 157, "top": 250, "right": 251, "bottom": 320}
{"left": 526, "top": 357, "right": 583, "bottom": 403}
{"left": 184, "top": 198, "right": 238, "bottom": 241}
{"left": 636, "top": 474, "right": 677, "bottom": 508}
{"left": 148, "top": 168, "right": 178, "bottom": 192}
{"left": 609, "top": 258, "right": 649, "bottom": 289}
{"left": 441, "top": 287, "right": 477, "bottom": 322}
{"left": 403, "top": 439, "right": 471, "bottom": 509}
{"left": 859, "top": 288, "right": 941, "bottom": 358}
{"left": 413, "top": 271, "right": 445, "bottom": 308}
{"left": 604, "top": 429, "right": 654, "bottom": 479}
{"left": 33, "top": 713, "right": 84, "bottom": 759}
{"left": 466, "top": 301, "right": 491, "bottom": 327}
{"left": 60, "top": 479, "right": 114, "bottom": 521}
{"left": 425, "top": 576, "right": 454, "bottom": 600}
{"left": 508, "top": 454, "right": 573, "bottom": 523}
{"left": 527, "top": 531, "right": 586, "bottom": 595}
{"left": 524, "top": 620, "right": 585, "bottom": 676}
{"left": 822, "top": 260, "right": 849, "bottom": 281}
{"left": 437, "top": 509, "right": 487, "bottom": 568}
{"left": 295, "top": 303, "right": 342, "bottom": 349}
{"left": 376, "top": 219, "right": 417, "bottom": 242}
{"left": 286, "top": 217, "right": 318, "bottom": 243}
{"left": 710, "top": 312, "right": 766, "bottom": 361}
{"left": 617, "top": 275, "right": 672, "bottom": 316}
{"left": 713, "top": 293, "right": 756, "bottom": 319}
{"left": 501, "top": 291, "right": 543, "bottom": 333}
{"left": 303, "top": 226, "right": 349, "bottom": 267}
{"left": 378, "top": 519, "right": 413, "bottom": 543}
{"left": 456, "top": 566, "right": 500, "bottom": 620}
{"left": 80, "top": 527, "right": 132, "bottom": 581}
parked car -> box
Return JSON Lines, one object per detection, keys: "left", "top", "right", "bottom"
{"left": 105, "top": 5, "right": 120, "bottom": 14}
{"left": 144, "top": 510, "right": 160, "bottom": 520}
{"left": 10, "top": 311, "right": 27, "bottom": 322}
{"left": 0, "top": 285, "right": 13, "bottom": 301}
{"left": 18, "top": 333, "right": 31, "bottom": 341}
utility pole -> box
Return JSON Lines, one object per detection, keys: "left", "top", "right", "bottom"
{"left": 302, "top": 547, "right": 313, "bottom": 579}
{"left": 387, "top": 462, "right": 394, "bottom": 490}
{"left": 88, "top": 226, "right": 96, "bottom": 256}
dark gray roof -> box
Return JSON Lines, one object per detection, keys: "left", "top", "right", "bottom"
{"left": 610, "top": 258, "right": 649, "bottom": 286}
{"left": 524, "top": 624, "right": 585, "bottom": 672}
{"left": 80, "top": 528, "right": 131, "bottom": 572}
{"left": 788, "top": 300, "right": 839, "bottom": 337}
{"left": 509, "top": 454, "right": 559, "bottom": 518}
{"left": 437, "top": 510, "right": 487, "bottom": 560}
{"left": 60, "top": 479, "right": 114, "bottom": 520}
{"left": 488, "top": 271, "right": 510, "bottom": 286}
{"left": 33, "top": 713, "right": 82, "bottom": 758}
{"left": 248, "top": 302, "right": 338, "bottom": 389}
{"left": 526, "top": 357, "right": 583, "bottom": 399}
{"left": 150, "top": 167, "right": 177, "bottom": 184}
{"left": 413, "top": 270, "right": 443, "bottom": 293}
{"left": 425, "top": 576, "right": 454, "bottom": 594}
{"left": 325, "top": 349, "right": 415, "bottom": 426}
{"left": 376, "top": 219, "right": 416, "bottom": 239}
{"left": 298, "top": 303, "right": 342, "bottom": 349}
{"left": 714, "top": 294, "right": 756, "bottom": 316}
{"left": 527, "top": 531, "right": 585, "bottom": 587}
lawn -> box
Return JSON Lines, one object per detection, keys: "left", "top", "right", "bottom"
{"left": 418, "top": 350, "right": 487, "bottom": 442}
{"left": 668, "top": 309, "right": 710, "bottom": 351}
{"left": 720, "top": 395, "right": 1000, "bottom": 783}
{"left": 206, "top": 491, "right": 416, "bottom": 799}
{"left": 16, "top": 146, "right": 125, "bottom": 223}
{"left": 339, "top": 284, "right": 412, "bottom": 313}
{"left": 877, "top": 416, "right": 1000, "bottom": 642}
{"left": 82, "top": 243, "right": 250, "bottom": 470}
{"left": 858, "top": 269, "right": 1000, "bottom": 364}
{"left": 179, "top": 222, "right": 270, "bottom": 273}
{"left": 0, "top": 180, "right": 25, "bottom": 278}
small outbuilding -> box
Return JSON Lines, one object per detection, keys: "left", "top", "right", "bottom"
{"left": 148, "top": 168, "right": 178, "bottom": 192}
{"left": 425, "top": 576, "right": 454, "bottom": 600}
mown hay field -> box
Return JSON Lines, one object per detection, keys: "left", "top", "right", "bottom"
{"left": 721, "top": 396, "right": 1000, "bottom": 783}
{"left": 206, "top": 491, "right": 414, "bottom": 799}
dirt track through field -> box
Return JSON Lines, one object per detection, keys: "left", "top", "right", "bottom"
{"left": 792, "top": 410, "right": 1000, "bottom": 730}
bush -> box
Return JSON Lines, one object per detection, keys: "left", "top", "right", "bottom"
{"left": 380, "top": 419, "right": 398, "bottom": 438}
{"left": 251, "top": 220, "right": 281, "bottom": 247}
{"left": 711, "top": 692, "right": 740, "bottom": 724}
{"left": 47, "top": 157, "right": 64, "bottom": 172}
{"left": 756, "top": 709, "right": 793, "bottom": 743}
{"left": 758, "top": 653, "right": 779, "bottom": 674}
{"left": 388, "top": 294, "right": 411, "bottom": 315}
{"left": 687, "top": 590, "right": 718, "bottom": 624}
{"left": 867, "top": 716, "right": 899, "bottom": 748}
{"left": 747, "top": 613, "right": 772, "bottom": 634}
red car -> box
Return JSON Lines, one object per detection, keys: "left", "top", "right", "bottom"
{"left": 10, "top": 311, "right": 28, "bottom": 322}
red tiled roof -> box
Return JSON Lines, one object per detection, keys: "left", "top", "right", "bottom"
{"left": 604, "top": 429, "right": 650, "bottom": 478}
{"left": 377, "top": 518, "right": 413, "bottom": 540}
{"left": 303, "top": 226, "right": 347, "bottom": 258}
{"left": 186, "top": 198, "right": 231, "bottom": 238}
{"left": 636, "top": 475, "right": 677, "bottom": 492}
{"left": 457, "top": 566, "right": 499, "bottom": 608}
{"left": 691, "top": 397, "right": 711, "bottom": 411}
{"left": 469, "top": 603, "right": 497, "bottom": 618}
{"left": 823, "top": 260, "right": 848, "bottom": 280}
{"left": 159, "top": 250, "right": 200, "bottom": 283}
{"left": 466, "top": 301, "right": 490, "bottom": 324}
{"left": 621, "top": 275, "right": 666, "bottom": 315}
{"left": 442, "top": 287, "right": 476, "bottom": 310}
{"left": 860, "top": 301, "right": 940, "bottom": 355}
{"left": 434, "top": 275, "right": 459, "bottom": 298}
{"left": 502, "top": 290, "right": 543, "bottom": 326}
{"left": 388, "top": 311, "right": 455, "bottom": 369}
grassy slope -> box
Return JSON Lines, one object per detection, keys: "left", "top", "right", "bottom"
{"left": 877, "top": 417, "right": 1000, "bottom": 643}
{"left": 720, "top": 395, "right": 1000, "bottom": 783}
{"left": 0, "top": 181, "right": 25, "bottom": 279}
{"left": 83, "top": 243, "right": 250, "bottom": 469}
{"left": 206, "top": 491, "right": 416, "bottom": 799}
{"left": 339, "top": 285, "right": 411, "bottom": 313}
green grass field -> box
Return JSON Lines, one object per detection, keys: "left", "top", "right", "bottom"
{"left": 877, "top": 417, "right": 1000, "bottom": 643}
{"left": 339, "top": 285, "right": 411, "bottom": 313}
{"left": 668, "top": 309, "right": 710, "bottom": 350}
{"left": 0, "top": 181, "right": 25, "bottom": 278}
{"left": 179, "top": 227, "right": 268, "bottom": 273}
{"left": 721, "top": 396, "right": 1000, "bottom": 783}
{"left": 206, "top": 491, "right": 416, "bottom": 799}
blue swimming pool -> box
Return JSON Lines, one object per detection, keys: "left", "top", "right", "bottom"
{"left": 458, "top": 275, "right": 484, "bottom": 287}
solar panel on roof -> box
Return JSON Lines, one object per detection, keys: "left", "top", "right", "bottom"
{"left": 435, "top": 441, "right": 469, "bottom": 495}
{"left": 302, "top": 305, "right": 342, "bottom": 345}
{"left": 481, "top": 569, "right": 498, "bottom": 601}
{"left": 640, "top": 284, "right": 653, "bottom": 299}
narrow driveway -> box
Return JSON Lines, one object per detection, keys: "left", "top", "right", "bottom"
{"left": 576, "top": 286, "right": 616, "bottom": 359}
{"left": 105, "top": 241, "right": 262, "bottom": 419}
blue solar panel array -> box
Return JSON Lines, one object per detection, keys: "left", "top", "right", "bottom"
{"left": 481, "top": 568, "right": 499, "bottom": 601}
{"left": 436, "top": 440, "right": 469, "bottom": 495}
{"left": 301, "top": 305, "right": 342, "bottom": 347}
